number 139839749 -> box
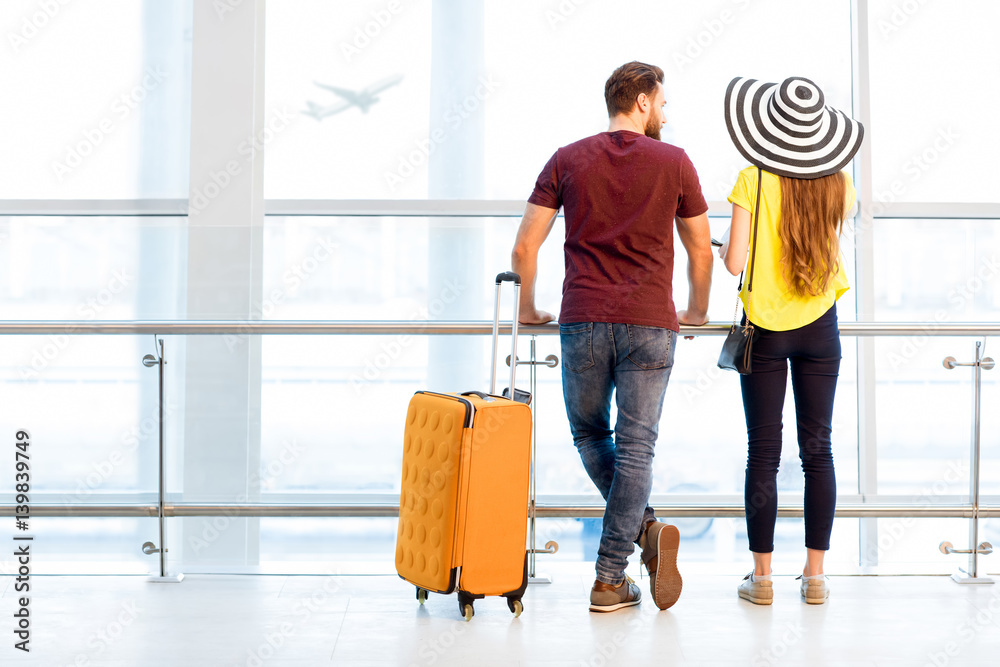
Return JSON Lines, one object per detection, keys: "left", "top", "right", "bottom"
{"left": 13, "top": 429, "right": 33, "bottom": 653}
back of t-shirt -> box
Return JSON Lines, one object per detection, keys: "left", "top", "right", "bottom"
{"left": 528, "top": 130, "right": 708, "bottom": 331}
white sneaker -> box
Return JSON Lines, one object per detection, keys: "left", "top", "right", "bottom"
{"left": 737, "top": 572, "right": 773, "bottom": 605}
{"left": 798, "top": 574, "right": 829, "bottom": 604}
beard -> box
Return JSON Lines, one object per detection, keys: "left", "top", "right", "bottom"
{"left": 644, "top": 113, "right": 661, "bottom": 141}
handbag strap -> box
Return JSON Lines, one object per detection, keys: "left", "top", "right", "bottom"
{"left": 731, "top": 167, "right": 763, "bottom": 327}
{"left": 746, "top": 166, "right": 763, "bottom": 294}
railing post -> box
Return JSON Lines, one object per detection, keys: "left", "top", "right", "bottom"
{"left": 510, "top": 335, "right": 560, "bottom": 583}
{"left": 939, "top": 341, "right": 995, "bottom": 584}
{"left": 529, "top": 335, "right": 542, "bottom": 582}
{"left": 141, "top": 336, "right": 184, "bottom": 583}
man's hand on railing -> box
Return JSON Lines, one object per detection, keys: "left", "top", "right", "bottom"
{"left": 518, "top": 309, "right": 556, "bottom": 325}
{"left": 677, "top": 309, "right": 709, "bottom": 340}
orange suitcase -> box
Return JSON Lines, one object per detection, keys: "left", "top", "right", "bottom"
{"left": 395, "top": 272, "right": 532, "bottom": 620}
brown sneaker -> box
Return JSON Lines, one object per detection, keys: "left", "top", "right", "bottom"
{"left": 589, "top": 574, "right": 641, "bottom": 612}
{"left": 798, "top": 574, "right": 830, "bottom": 604}
{"left": 737, "top": 572, "right": 773, "bottom": 605}
{"left": 638, "top": 520, "right": 683, "bottom": 610}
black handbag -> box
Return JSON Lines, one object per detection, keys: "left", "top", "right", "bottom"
{"left": 718, "top": 167, "right": 762, "bottom": 375}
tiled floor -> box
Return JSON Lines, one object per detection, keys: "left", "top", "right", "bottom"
{"left": 2, "top": 570, "right": 1000, "bottom": 665}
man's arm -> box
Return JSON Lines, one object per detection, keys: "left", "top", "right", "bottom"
{"left": 511, "top": 202, "right": 559, "bottom": 324}
{"left": 674, "top": 212, "right": 714, "bottom": 326}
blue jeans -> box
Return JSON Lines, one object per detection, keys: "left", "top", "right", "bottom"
{"left": 741, "top": 304, "right": 840, "bottom": 553}
{"left": 560, "top": 322, "right": 676, "bottom": 585}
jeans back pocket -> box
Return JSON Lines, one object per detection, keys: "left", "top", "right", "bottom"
{"left": 559, "top": 322, "right": 595, "bottom": 373}
{"left": 625, "top": 324, "right": 675, "bottom": 370}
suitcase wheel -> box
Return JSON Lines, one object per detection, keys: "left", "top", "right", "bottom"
{"left": 457, "top": 591, "right": 475, "bottom": 621}
{"left": 507, "top": 597, "right": 523, "bottom": 618}
{"left": 415, "top": 588, "right": 427, "bottom": 605}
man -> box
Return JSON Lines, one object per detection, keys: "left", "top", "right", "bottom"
{"left": 511, "top": 61, "right": 713, "bottom": 612}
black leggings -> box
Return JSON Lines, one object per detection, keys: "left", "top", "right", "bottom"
{"left": 740, "top": 304, "right": 841, "bottom": 553}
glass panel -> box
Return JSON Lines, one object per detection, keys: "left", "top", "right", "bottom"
{"left": 172, "top": 517, "right": 401, "bottom": 574}
{"left": 868, "top": 0, "right": 1000, "bottom": 204}
{"left": 0, "top": 214, "right": 186, "bottom": 507}
{"left": 982, "top": 345, "right": 1000, "bottom": 496}
{"left": 256, "top": 330, "right": 859, "bottom": 504}
{"left": 0, "top": 518, "right": 155, "bottom": 574}
{"left": 259, "top": 517, "right": 398, "bottom": 574}
{"left": 0, "top": 1, "right": 193, "bottom": 198}
{"left": 982, "top": 518, "right": 1000, "bottom": 573}
{"left": 259, "top": 334, "right": 488, "bottom": 496}
{"left": 873, "top": 336, "right": 973, "bottom": 496}
{"left": 0, "top": 216, "right": 187, "bottom": 320}
{"left": 232, "top": 515, "right": 872, "bottom": 575}
{"left": 0, "top": 340, "right": 157, "bottom": 495}
{"left": 532, "top": 331, "right": 861, "bottom": 497}
{"left": 534, "top": 517, "right": 862, "bottom": 576}
{"left": 873, "top": 518, "right": 974, "bottom": 575}
{"left": 264, "top": 0, "right": 432, "bottom": 199}
{"left": 258, "top": 214, "right": 858, "bottom": 504}
{"left": 485, "top": 0, "right": 853, "bottom": 202}
{"left": 261, "top": 215, "right": 560, "bottom": 322}
{"left": 11, "top": 0, "right": 1000, "bottom": 576}
{"left": 872, "top": 220, "right": 997, "bottom": 495}
{"left": 261, "top": 213, "right": 859, "bottom": 326}
{"left": 265, "top": 0, "right": 852, "bottom": 201}
{"left": 873, "top": 220, "right": 1000, "bottom": 322}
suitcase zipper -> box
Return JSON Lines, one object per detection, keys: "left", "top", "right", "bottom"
{"left": 414, "top": 391, "right": 475, "bottom": 428}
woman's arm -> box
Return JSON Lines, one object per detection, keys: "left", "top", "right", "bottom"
{"left": 719, "top": 203, "right": 751, "bottom": 275}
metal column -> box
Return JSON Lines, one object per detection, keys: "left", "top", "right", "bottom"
{"left": 141, "top": 337, "right": 184, "bottom": 582}
{"left": 510, "top": 335, "right": 559, "bottom": 583}
{"left": 939, "top": 341, "right": 995, "bottom": 583}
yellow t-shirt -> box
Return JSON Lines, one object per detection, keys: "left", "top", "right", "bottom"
{"left": 727, "top": 166, "right": 855, "bottom": 332}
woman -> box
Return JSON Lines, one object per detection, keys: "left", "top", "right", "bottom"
{"left": 718, "top": 76, "right": 864, "bottom": 605}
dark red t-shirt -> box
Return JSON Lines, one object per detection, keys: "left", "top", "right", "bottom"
{"left": 528, "top": 130, "right": 708, "bottom": 331}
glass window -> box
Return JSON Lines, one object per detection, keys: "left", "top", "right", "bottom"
{"left": 485, "top": 0, "right": 853, "bottom": 202}
{"left": 0, "top": 519, "right": 157, "bottom": 574}
{"left": 982, "top": 359, "right": 1000, "bottom": 497}
{"left": 873, "top": 220, "right": 1000, "bottom": 322}
{"left": 260, "top": 215, "right": 561, "bottom": 322}
{"left": 872, "top": 337, "right": 975, "bottom": 497}
{"left": 259, "top": 518, "right": 398, "bottom": 573}
{"left": 256, "top": 215, "right": 864, "bottom": 499}
{"left": 871, "top": 220, "right": 999, "bottom": 495}
{"left": 0, "top": 216, "right": 187, "bottom": 319}
{"left": 259, "top": 212, "right": 859, "bottom": 326}
{"left": 264, "top": 0, "right": 853, "bottom": 201}
{"left": 264, "top": 0, "right": 432, "bottom": 199}
{"left": 868, "top": 0, "right": 1000, "bottom": 204}
{"left": 0, "top": 1, "right": 193, "bottom": 198}
{"left": 247, "top": 516, "right": 868, "bottom": 576}
{"left": 0, "top": 342, "right": 156, "bottom": 494}
{"left": 0, "top": 215, "right": 187, "bottom": 505}
{"left": 5, "top": 1, "right": 998, "bottom": 576}
{"left": 873, "top": 518, "right": 975, "bottom": 575}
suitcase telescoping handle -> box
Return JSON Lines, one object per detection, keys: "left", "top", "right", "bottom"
{"left": 490, "top": 272, "right": 521, "bottom": 396}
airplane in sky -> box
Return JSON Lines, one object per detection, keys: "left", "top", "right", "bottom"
{"left": 302, "top": 74, "right": 403, "bottom": 120}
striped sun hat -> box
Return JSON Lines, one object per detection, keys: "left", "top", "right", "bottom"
{"left": 724, "top": 76, "right": 864, "bottom": 179}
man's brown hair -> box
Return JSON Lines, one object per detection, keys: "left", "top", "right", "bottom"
{"left": 604, "top": 61, "right": 664, "bottom": 117}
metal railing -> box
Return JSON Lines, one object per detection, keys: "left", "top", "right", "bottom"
{"left": 0, "top": 320, "right": 995, "bottom": 580}
{"left": 0, "top": 320, "right": 998, "bottom": 336}
{"left": 2, "top": 198, "right": 1000, "bottom": 219}
{"left": 4, "top": 502, "right": 997, "bottom": 519}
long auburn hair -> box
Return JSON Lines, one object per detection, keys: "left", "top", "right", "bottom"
{"left": 777, "top": 172, "right": 848, "bottom": 297}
